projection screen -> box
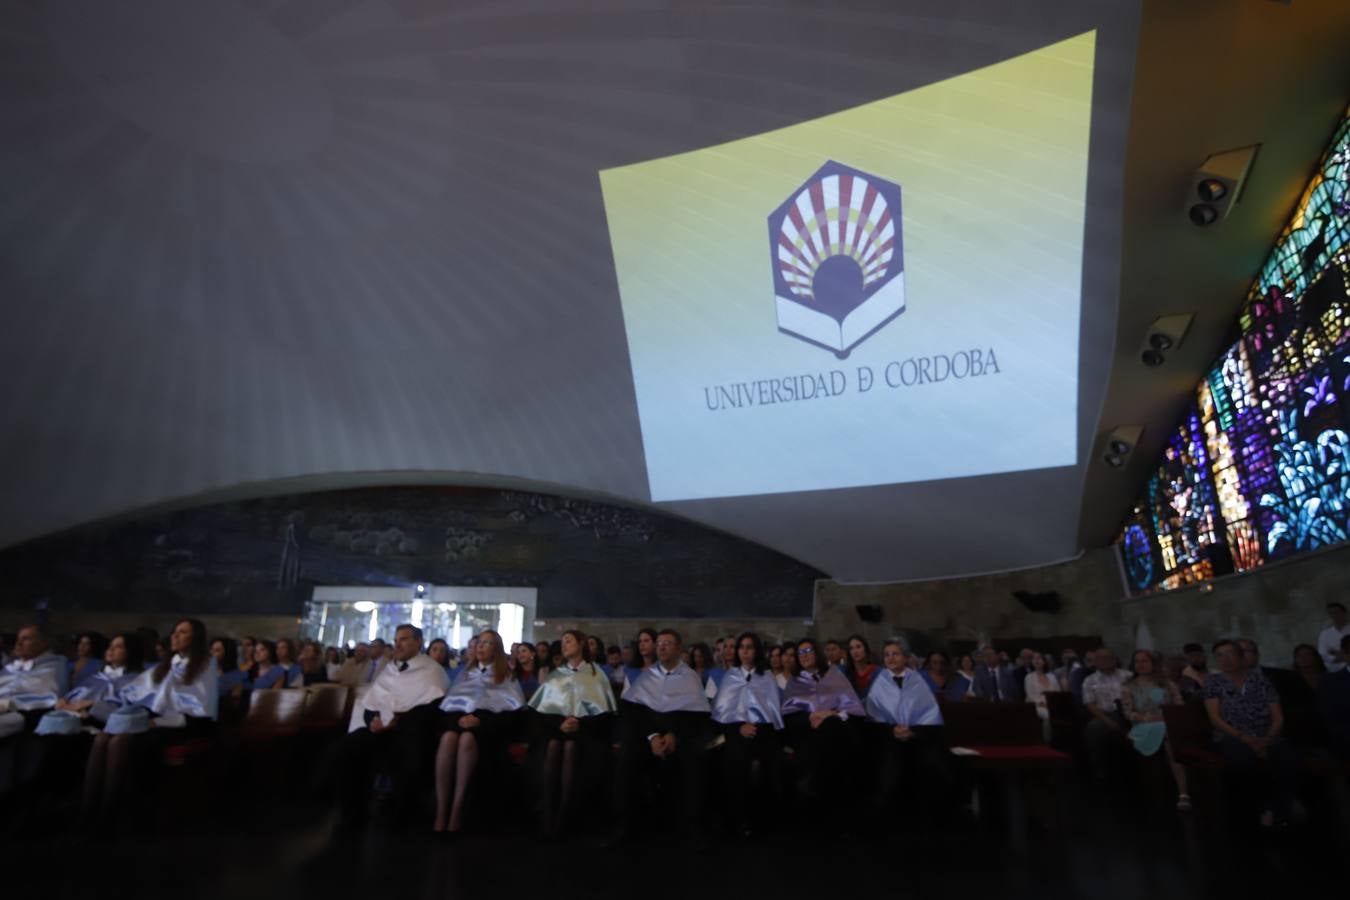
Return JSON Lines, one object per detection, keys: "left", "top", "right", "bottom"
{"left": 0, "top": 2, "right": 1139, "bottom": 582}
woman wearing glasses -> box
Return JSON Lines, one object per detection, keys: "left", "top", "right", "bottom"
{"left": 781, "top": 637, "right": 865, "bottom": 816}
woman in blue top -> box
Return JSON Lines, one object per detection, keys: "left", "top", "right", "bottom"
{"left": 248, "top": 640, "right": 287, "bottom": 690}
{"left": 68, "top": 632, "right": 108, "bottom": 690}
{"left": 1121, "top": 649, "right": 1189, "bottom": 811}
{"left": 210, "top": 637, "right": 249, "bottom": 722}
{"left": 275, "top": 638, "right": 304, "bottom": 688}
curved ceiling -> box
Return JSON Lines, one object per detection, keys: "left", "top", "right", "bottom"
{"left": 0, "top": 1, "right": 1343, "bottom": 583}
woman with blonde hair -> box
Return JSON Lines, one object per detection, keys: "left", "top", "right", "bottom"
{"left": 433, "top": 629, "right": 524, "bottom": 834}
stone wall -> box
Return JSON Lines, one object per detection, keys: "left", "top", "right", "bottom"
{"left": 1116, "top": 541, "right": 1350, "bottom": 666}
{"left": 6, "top": 542, "right": 1345, "bottom": 667}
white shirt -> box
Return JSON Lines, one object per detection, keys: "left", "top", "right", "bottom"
{"left": 1317, "top": 623, "right": 1350, "bottom": 673}
{"left": 349, "top": 653, "right": 449, "bottom": 732}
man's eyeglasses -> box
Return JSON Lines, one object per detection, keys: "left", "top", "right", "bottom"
{"left": 798, "top": 647, "right": 816, "bottom": 654}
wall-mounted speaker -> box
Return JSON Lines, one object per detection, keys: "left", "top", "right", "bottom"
{"left": 1102, "top": 424, "right": 1144, "bottom": 469}
{"left": 1139, "top": 313, "right": 1194, "bottom": 367}
{"left": 1012, "top": 590, "right": 1061, "bottom": 614}
{"left": 1187, "top": 145, "right": 1259, "bottom": 226}
{"left": 855, "top": 604, "right": 883, "bottom": 623}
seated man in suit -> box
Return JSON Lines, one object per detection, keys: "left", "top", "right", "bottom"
{"left": 973, "top": 646, "right": 1023, "bottom": 703}
{"left": 612, "top": 628, "right": 711, "bottom": 846}
{"left": 316, "top": 624, "right": 448, "bottom": 831}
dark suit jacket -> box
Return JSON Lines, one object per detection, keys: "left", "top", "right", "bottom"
{"left": 973, "top": 664, "right": 1023, "bottom": 702}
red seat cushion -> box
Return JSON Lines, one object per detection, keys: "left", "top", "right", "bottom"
{"left": 960, "top": 744, "right": 1071, "bottom": 762}
{"left": 1173, "top": 746, "right": 1225, "bottom": 768}
{"left": 507, "top": 742, "right": 529, "bottom": 766}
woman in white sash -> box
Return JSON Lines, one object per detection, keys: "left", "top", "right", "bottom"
{"left": 432, "top": 629, "right": 524, "bottom": 835}
{"left": 81, "top": 618, "right": 217, "bottom": 823}
{"left": 526, "top": 629, "right": 617, "bottom": 839}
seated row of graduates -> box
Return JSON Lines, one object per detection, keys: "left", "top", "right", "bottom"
{"left": 318, "top": 623, "right": 954, "bottom": 840}
{"left": 2, "top": 619, "right": 951, "bottom": 837}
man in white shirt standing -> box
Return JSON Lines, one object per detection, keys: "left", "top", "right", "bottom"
{"left": 318, "top": 624, "right": 448, "bottom": 831}
{"left": 1317, "top": 602, "right": 1349, "bottom": 673}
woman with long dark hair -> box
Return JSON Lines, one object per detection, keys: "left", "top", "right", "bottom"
{"left": 845, "top": 635, "right": 879, "bottom": 698}
{"left": 247, "top": 640, "right": 285, "bottom": 689}
{"left": 432, "top": 630, "right": 524, "bottom": 834}
{"left": 688, "top": 643, "right": 714, "bottom": 687}
{"left": 526, "top": 629, "right": 617, "bottom": 839}
{"left": 708, "top": 631, "right": 783, "bottom": 838}
{"left": 777, "top": 643, "right": 799, "bottom": 690}
{"left": 427, "top": 638, "right": 452, "bottom": 672}
{"left": 51, "top": 633, "right": 146, "bottom": 723}
{"left": 781, "top": 637, "right": 865, "bottom": 814}
{"left": 210, "top": 637, "right": 249, "bottom": 722}
{"left": 68, "top": 632, "right": 108, "bottom": 690}
{"left": 81, "top": 619, "right": 217, "bottom": 823}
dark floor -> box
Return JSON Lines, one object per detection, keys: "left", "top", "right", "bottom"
{"left": 1, "top": 775, "right": 1341, "bottom": 899}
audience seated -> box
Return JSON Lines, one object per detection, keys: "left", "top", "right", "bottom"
{"left": 275, "top": 638, "right": 303, "bottom": 688}
{"left": 1082, "top": 647, "right": 1131, "bottom": 779}
{"left": 1022, "top": 652, "right": 1061, "bottom": 739}
{"left": 0, "top": 624, "right": 71, "bottom": 738}
{"left": 845, "top": 635, "right": 880, "bottom": 698}
{"left": 433, "top": 629, "right": 524, "bottom": 834}
{"left": 973, "top": 645, "right": 1023, "bottom": 702}
{"left": 316, "top": 624, "right": 447, "bottom": 831}
{"left": 248, "top": 640, "right": 286, "bottom": 690}
{"left": 776, "top": 643, "right": 798, "bottom": 690}
{"left": 11, "top": 610, "right": 1350, "bottom": 847}
{"left": 707, "top": 632, "right": 783, "bottom": 838}
{"left": 1204, "top": 638, "right": 1299, "bottom": 828}
{"left": 1317, "top": 602, "right": 1348, "bottom": 673}
{"left": 613, "top": 628, "right": 710, "bottom": 846}
{"left": 781, "top": 637, "right": 865, "bottom": 820}
{"left": 527, "top": 629, "right": 617, "bottom": 839}
{"left": 68, "top": 632, "right": 108, "bottom": 690}
{"left": 1320, "top": 634, "right": 1350, "bottom": 759}
{"left": 82, "top": 618, "right": 218, "bottom": 824}
{"left": 1179, "top": 643, "right": 1208, "bottom": 701}
{"left": 865, "top": 640, "right": 949, "bottom": 824}
{"left": 298, "top": 640, "right": 329, "bottom": 687}
{"left": 1120, "top": 650, "right": 1189, "bottom": 811}
{"left": 336, "top": 642, "right": 372, "bottom": 686}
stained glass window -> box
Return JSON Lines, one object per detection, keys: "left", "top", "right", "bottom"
{"left": 1118, "top": 106, "right": 1350, "bottom": 594}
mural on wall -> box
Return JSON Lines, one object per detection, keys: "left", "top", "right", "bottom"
{"left": 1119, "top": 105, "right": 1350, "bottom": 594}
{"left": 0, "top": 486, "right": 820, "bottom": 619}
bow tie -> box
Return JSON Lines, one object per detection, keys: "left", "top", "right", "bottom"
{"left": 894, "top": 675, "right": 904, "bottom": 688}
{"left": 398, "top": 661, "right": 409, "bottom": 672}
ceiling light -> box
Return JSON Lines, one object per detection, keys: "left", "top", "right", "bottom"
{"left": 1196, "top": 179, "right": 1227, "bottom": 202}
{"left": 1189, "top": 204, "right": 1219, "bottom": 227}
{"left": 353, "top": 600, "right": 377, "bottom": 613}
{"left": 1141, "top": 349, "right": 1166, "bottom": 367}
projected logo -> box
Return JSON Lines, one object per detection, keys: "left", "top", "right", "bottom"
{"left": 769, "top": 161, "right": 905, "bottom": 359}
